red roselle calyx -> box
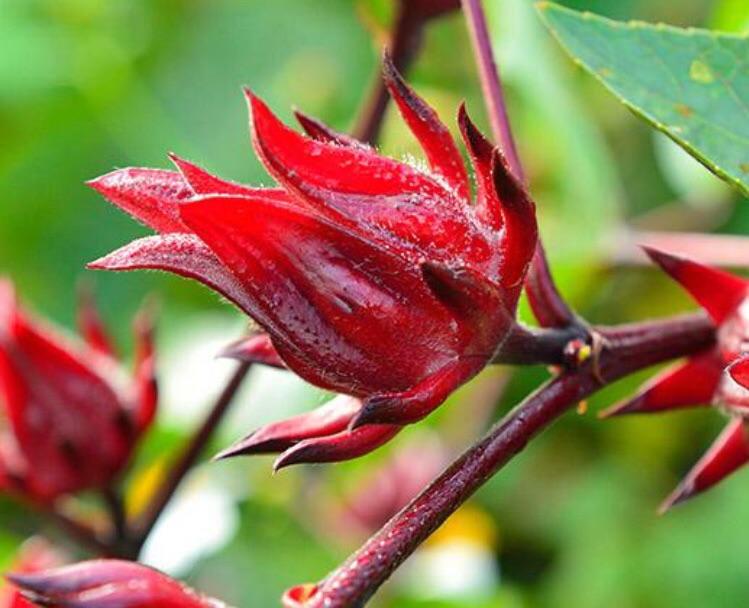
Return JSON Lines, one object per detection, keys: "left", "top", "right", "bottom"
{"left": 89, "top": 57, "right": 538, "bottom": 466}
{"left": 0, "top": 281, "right": 157, "bottom": 502}
{"left": 7, "top": 560, "right": 226, "bottom": 608}
{"left": 602, "top": 247, "right": 749, "bottom": 510}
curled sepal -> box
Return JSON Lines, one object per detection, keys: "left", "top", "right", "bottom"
{"left": 644, "top": 247, "right": 748, "bottom": 324}
{"left": 214, "top": 395, "right": 361, "bottom": 458}
{"left": 659, "top": 418, "right": 749, "bottom": 513}
{"left": 383, "top": 54, "right": 470, "bottom": 201}
{"left": 76, "top": 283, "right": 115, "bottom": 358}
{"left": 492, "top": 150, "right": 538, "bottom": 292}
{"left": 273, "top": 423, "right": 400, "bottom": 470}
{"left": 7, "top": 560, "right": 226, "bottom": 608}
{"left": 219, "top": 333, "right": 286, "bottom": 369}
{"left": 293, "top": 110, "right": 362, "bottom": 148}
{"left": 599, "top": 352, "right": 722, "bottom": 418}
{"left": 350, "top": 358, "right": 484, "bottom": 428}
{"left": 457, "top": 103, "right": 494, "bottom": 222}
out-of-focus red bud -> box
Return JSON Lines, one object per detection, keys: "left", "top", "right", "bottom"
{"left": 0, "top": 281, "right": 158, "bottom": 502}
{"left": 659, "top": 418, "right": 749, "bottom": 513}
{"left": 7, "top": 560, "right": 226, "bottom": 608}
{"left": 336, "top": 435, "right": 449, "bottom": 536}
{"left": 606, "top": 248, "right": 749, "bottom": 509}
{"left": 89, "top": 59, "right": 538, "bottom": 466}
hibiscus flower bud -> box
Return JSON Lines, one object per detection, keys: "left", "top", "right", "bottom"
{"left": 0, "top": 281, "right": 157, "bottom": 502}
{"left": 88, "top": 58, "right": 538, "bottom": 465}
{"left": 7, "top": 560, "right": 225, "bottom": 608}
{"left": 601, "top": 247, "right": 749, "bottom": 510}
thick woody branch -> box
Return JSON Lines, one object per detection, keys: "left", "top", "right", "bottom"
{"left": 305, "top": 312, "right": 714, "bottom": 606}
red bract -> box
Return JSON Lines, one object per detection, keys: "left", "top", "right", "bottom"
{"left": 0, "top": 281, "right": 157, "bottom": 502}
{"left": 215, "top": 395, "right": 400, "bottom": 470}
{"left": 89, "top": 58, "right": 537, "bottom": 465}
{"left": 1, "top": 538, "right": 64, "bottom": 608}
{"left": 601, "top": 247, "right": 749, "bottom": 510}
{"left": 7, "top": 560, "right": 225, "bottom": 608}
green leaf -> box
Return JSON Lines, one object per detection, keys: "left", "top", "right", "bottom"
{"left": 538, "top": 2, "right": 749, "bottom": 198}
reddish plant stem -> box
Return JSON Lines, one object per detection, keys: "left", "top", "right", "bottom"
{"left": 353, "top": 1, "right": 461, "bottom": 143}
{"left": 460, "top": 0, "right": 522, "bottom": 178}
{"left": 41, "top": 507, "right": 115, "bottom": 557}
{"left": 131, "top": 361, "right": 251, "bottom": 555}
{"left": 101, "top": 487, "right": 127, "bottom": 547}
{"left": 460, "top": 0, "right": 574, "bottom": 329}
{"left": 307, "top": 313, "right": 714, "bottom": 607}
{"left": 353, "top": 6, "right": 424, "bottom": 143}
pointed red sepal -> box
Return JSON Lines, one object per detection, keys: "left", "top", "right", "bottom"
{"left": 728, "top": 354, "right": 749, "bottom": 388}
{"left": 350, "top": 359, "right": 483, "bottom": 428}
{"left": 599, "top": 352, "right": 722, "bottom": 418}
{"left": 168, "top": 153, "right": 289, "bottom": 201}
{"left": 246, "top": 89, "right": 454, "bottom": 213}
{"left": 659, "top": 418, "right": 749, "bottom": 513}
{"left": 282, "top": 584, "right": 319, "bottom": 608}
{"left": 457, "top": 103, "right": 497, "bottom": 227}
{"left": 131, "top": 300, "right": 158, "bottom": 432}
{"left": 86, "top": 168, "right": 191, "bottom": 233}
{"left": 7, "top": 560, "right": 225, "bottom": 608}
{"left": 219, "top": 333, "right": 286, "bottom": 369}
{"left": 643, "top": 247, "right": 748, "bottom": 324}
{"left": 214, "top": 395, "right": 361, "bottom": 458}
{"left": 273, "top": 423, "right": 400, "bottom": 470}
{"left": 382, "top": 54, "right": 470, "bottom": 201}
{"left": 76, "top": 282, "right": 115, "bottom": 359}
{"left": 492, "top": 150, "right": 538, "bottom": 290}
{"left": 293, "top": 110, "right": 361, "bottom": 148}
{"left": 88, "top": 234, "right": 256, "bottom": 316}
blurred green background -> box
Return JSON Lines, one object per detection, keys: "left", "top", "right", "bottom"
{"left": 1, "top": 0, "right": 749, "bottom": 606}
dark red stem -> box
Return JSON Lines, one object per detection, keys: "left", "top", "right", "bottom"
{"left": 460, "top": 0, "right": 574, "bottom": 329}
{"left": 353, "top": 1, "right": 460, "bottom": 143}
{"left": 494, "top": 322, "right": 588, "bottom": 366}
{"left": 132, "top": 361, "right": 251, "bottom": 554}
{"left": 353, "top": 6, "right": 424, "bottom": 143}
{"left": 307, "top": 313, "right": 714, "bottom": 606}
{"left": 41, "top": 506, "right": 115, "bottom": 557}
{"left": 101, "top": 487, "right": 128, "bottom": 547}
